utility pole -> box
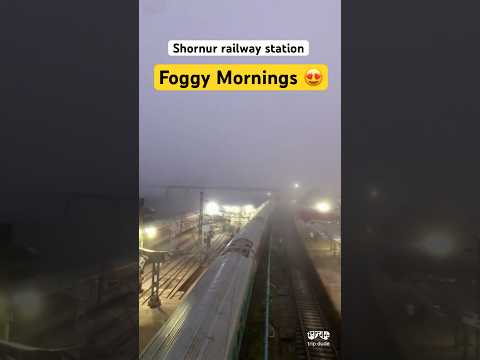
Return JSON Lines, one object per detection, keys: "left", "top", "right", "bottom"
{"left": 148, "top": 259, "right": 161, "bottom": 308}
{"left": 198, "top": 191, "right": 204, "bottom": 248}
{"left": 140, "top": 248, "right": 169, "bottom": 309}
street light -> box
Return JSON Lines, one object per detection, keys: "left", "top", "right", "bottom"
{"left": 204, "top": 201, "right": 221, "bottom": 216}
{"left": 144, "top": 226, "right": 158, "bottom": 240}
{"left": 315, "top": 201, "right": 332, "bottom": 213}
{"left": 293, "top": 183, "right": 300, "bottom": 189}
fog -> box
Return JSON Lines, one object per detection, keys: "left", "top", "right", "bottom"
{"left": 139, "top": 0, "right": 341, "bottom": 199}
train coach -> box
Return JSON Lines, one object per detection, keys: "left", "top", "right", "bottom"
{"left": 141, "top": 212, "right": 199, "bottom": 245}
{"left": 140, "top": 202, "right": 273, "bottom": 360}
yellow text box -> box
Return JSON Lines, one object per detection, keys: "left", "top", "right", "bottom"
{"left": 153, "top": 64, "right": 328, "bottom": 91}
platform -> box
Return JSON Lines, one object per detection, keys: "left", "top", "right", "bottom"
{"left": 296, "top": 219, "right": 341, "bottom": 315}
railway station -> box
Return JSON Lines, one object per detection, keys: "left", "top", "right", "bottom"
{"left": 138, "top": 186, "right": 342, "bottom": 359}
{"left": 0, "top": 187, "right": 342, "bottom": 360}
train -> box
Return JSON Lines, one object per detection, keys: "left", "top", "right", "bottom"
{"left": 140, "top": 202, "right": 273, "bottom": 360}
{"left": 141, "top": 212, "right": 200, "bottom": 246}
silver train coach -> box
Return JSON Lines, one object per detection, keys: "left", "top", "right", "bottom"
{"left": 141, "top": 202, "right": 273, "bottom": 360}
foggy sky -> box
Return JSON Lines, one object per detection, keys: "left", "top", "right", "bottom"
{"left": 140, "top": 0, "right": 340, "bottom": 197}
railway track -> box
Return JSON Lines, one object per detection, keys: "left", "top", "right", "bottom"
{"left": 140, "top": 231, "right": 233, "bottom": 303}
{"left": 240, "top": 208, "right": 340, "bottom": 360}
{"left": 290, "top": 270, "right": 338, "bottom": 360}
{"left": 284, "top": 213, "right": 340, "bottom": 360}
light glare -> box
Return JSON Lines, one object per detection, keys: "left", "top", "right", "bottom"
{"left": 223, "top": 205, "right": 240, "bottom": 214}
{"left": 144, "top": 226, "right": 158, "bottom": 239}
{"left": 315, "top": 202, "right": 332, "bottom": 213}
{"left": 422, "top": 232, "right": 454, "bottom": 257}
{"left": 205, "top": 201, "right": 221, "bottom": 216}
{"left": 243, "top": 204, "right": 255, "bottom": 214}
